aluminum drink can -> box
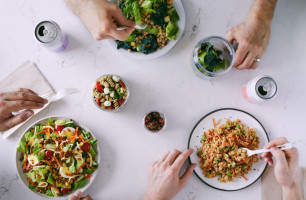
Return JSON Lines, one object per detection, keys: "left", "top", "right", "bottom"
{"left": 242, "top": 75, "right": 277, "bottom": 104}
{"left": 34, "top": 21, "right": 68, "bottom": 52}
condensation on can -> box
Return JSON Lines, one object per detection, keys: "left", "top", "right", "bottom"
{"left": 242, "top": 75, "right": 277, "bottom": 104}
{"left": 34, "top": 21, "right": 68, "bottom": 52}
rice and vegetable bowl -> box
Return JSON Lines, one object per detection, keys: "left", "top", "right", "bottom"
{"left": 197, "top": 119, "right": 260, "bottom": 183}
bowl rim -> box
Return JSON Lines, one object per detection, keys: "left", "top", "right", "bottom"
{"left": 15, "top": 116, "right": 101, "bottom": 199}
{"left": 92, "top": 74, "right": 130, "bottom": 113}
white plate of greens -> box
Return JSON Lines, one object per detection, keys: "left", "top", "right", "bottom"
{"left": 107, "top": 0, "right": 186, "bottom": 60}
{"left": 16, "top": 117, "right": 100, "bottom": 199}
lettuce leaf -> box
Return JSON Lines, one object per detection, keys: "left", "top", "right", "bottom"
{"left": 17, "top": 140, "right": 26, "bottom": 153}
{"left": 166, "top": 21, "right": 179, "bottom": 40}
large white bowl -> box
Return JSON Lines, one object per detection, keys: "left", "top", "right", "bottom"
{"left": 16, "top": 117, "right": 100, "bottom": 199}
{"left": 107, "top": 0, "right": 186, "bottom": 60}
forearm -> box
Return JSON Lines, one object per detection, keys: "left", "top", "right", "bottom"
{"left": 282, "top": 183, "right": 304, "bottom": 200}
{"left": 247, "top": 0, "right": 277, "bottom": 24}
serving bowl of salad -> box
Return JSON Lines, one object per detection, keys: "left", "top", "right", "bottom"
{"left": 108, "top": 0, "right": 186, "bottom": 60}
{"left": 16, "top": 117, "right": 100, "bottom": 199}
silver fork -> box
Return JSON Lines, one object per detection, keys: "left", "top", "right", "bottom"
{"left": 116, "top": 23, "right": 147, "bottom": 31}
{"left": 242, "top": 143, "right": 293, "bottom": 157}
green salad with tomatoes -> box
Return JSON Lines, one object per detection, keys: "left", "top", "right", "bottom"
{"left": 17, "top": 118, "right": 98, "bottom": 197}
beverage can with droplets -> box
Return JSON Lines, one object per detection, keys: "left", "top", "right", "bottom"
{"left": 242, "top": 75, "right": 277, "bottom": 103}
{"left": 34, "top": 20, "right": 68, "bottom": 52}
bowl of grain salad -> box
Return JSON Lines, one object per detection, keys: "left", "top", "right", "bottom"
{"left": 92, "top": 75, "right": 129, "bottom": 112}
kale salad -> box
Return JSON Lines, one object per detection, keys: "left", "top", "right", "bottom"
{"left": 117, "top": 0, "right": 180, "bottom": 54}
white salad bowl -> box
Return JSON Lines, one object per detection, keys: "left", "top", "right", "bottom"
{"left": 16, "top": 117, "right": 100, "bottom": 199}
{"left": 107, "top": 0, "right": 186, "bottom": 60}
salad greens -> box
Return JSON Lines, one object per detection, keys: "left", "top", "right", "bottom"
{"left": 116, "top": 0, "right": 180, "bottom": 54}
{"left": 198, "top": 42, "right": 227, "bottom": 73}
{"left": 17, "top": 118, "right": 98, "bottom": 197}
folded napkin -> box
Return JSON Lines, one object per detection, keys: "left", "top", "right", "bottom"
{"left": 262, "top": 166, "right": 306, "bottom": 199}
{"left": 0, "top": 61, "right": 55, "bottom": 139}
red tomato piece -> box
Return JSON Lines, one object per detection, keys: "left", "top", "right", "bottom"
{"left": 55, "top": 125, "right": 65, "bottom": 132}
{"left": 118, "top": 98, "right": 125, "bottom": 106}
{"left": 60, "top": 187, "right": 71, "bottom": 195}
{"left": 45, "top": 150, "right": 53, "bottom": 160}
{"left": 25, "top": 163, "right": 33, "bottom": 172}
{"left": 96, "top": 81, "right": 104, "bottom": 92}
{"left": 119, "top": 80, "right": 126, "bottom": 89}
{"left": 81, "top": 143, "right": 90, "bottom": 152}
{"left": 96, "top": 98, "right": 101, "bottom": 107}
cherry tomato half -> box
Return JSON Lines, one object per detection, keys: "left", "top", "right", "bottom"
{"left": 45, "top": 150, "right": 53, "bottom": 160}
{"left": 119, "top": 80, "right": 126, "bottom": 89}
{"left": 96, "top": 98, "right": 101, "bottom": 107}
{"left": 118, "top": 98, "right": 125, "bottom": 106}
{"left": 81, "top": 143, "right": 90, "bottom": 152}
{"left": 60, "top": 187, "right": 71, "bottom": 195}
{"left": 55, "top": 125, "right": 65, "bottom": 132}
{"left": 96, "top": 81, "right": 104, "bottom": 92}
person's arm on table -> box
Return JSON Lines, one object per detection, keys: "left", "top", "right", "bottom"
{"left": 0, "top": 88, "right": 48, "bottom": 131}
{"left": 262, "top": 137, "right": 304, "bottom": 200}
{"left": 142, "top": 149, "right": 196, "bottom": 200}
{"left": 64, "top": 0, "right": 135, "bottom": 41}
{"left": 227, "top": 0, "right": 277, "bottom": 69}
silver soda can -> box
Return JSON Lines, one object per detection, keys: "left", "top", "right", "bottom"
{"left": 34, "top": 21, "right": 68, "bottom": 52}
{"left": 242, "top": 75, "right": 277, "bottom": 104}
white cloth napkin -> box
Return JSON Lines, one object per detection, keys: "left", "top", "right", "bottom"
{"left": 0, "top": 61, "right": 55, "bottom": 139}
{"left": 261, "top": 166, "right": 306, "bottom": 199}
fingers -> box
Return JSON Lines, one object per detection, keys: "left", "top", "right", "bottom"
{"left": 2, "top": 110, "right": 34, "bottom": 131}
{"left": 159, "top": 151, "right": 170, "bottom": 163}
{"left": 172, "top": 149, "right": 194, "bottom": 171}
{"left": 165, "top": 149, "right": 181, "bottom": 165}
{"left": 80, "top": 195, "right": 93, "bottom": 200}
{"left": 226, "top": 30, "right": 235, "bottom": 44}
{"left": 264, "top": 137, "right": 289, "bottom": 149}
{"left": 69, "top": 190, "right": 82, "bottom": 200}
{"left": 236, "top": 51, "right": 257, "bottom": 70}
{"left": 113, "top": 8, "right": 135, "bottom": 27}
{"left": 17, "top": 88, "right": 37, "bottom": 95}
{"left": 270, "top": 147, "right": 289, "bottom": 169}
{"left": 180, "top": 163, "right": 196, "bottom": 186}
{"left": 4, "top": 100, "right": 45, "bottom": 113}
{"left": 0, "top": 91, "right": 47, "bottom": 104}
{"left": 109, "top": 27, "right": 135, "bottom": 41}
{"left": 233, "top": 44, "right": 249, "bottom": 68}
{"left": 249, "top": 61, "right": 259, "bottom": 69}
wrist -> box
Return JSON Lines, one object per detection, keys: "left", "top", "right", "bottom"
{"left": 246, "top": 0, "right": 277, "bottom": 25}
{"left": 64, "top": 0, "right": 88, "bottom": 16}
{"left": 282, "top": 182, "right": 303, "bottom": 200}
{"left": 142, "top": 193, "right": 166, "bottom": 200}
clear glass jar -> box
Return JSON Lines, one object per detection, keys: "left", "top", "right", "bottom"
{"left": 191, "top": 36, "right": 235, "bottom": 80}
{"left": 143, "top": 110, "right": 166, "bottom": 133}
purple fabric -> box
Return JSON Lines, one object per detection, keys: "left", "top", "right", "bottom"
{"left": 55, "top": 34, "right": 68, "bottom": 52}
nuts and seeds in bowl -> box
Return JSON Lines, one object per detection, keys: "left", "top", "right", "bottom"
{"left": 143, "top": 111, "right": 166, "bottom": 133}
{"left": 93, "top": 75, "right": 129, "bottom": 112}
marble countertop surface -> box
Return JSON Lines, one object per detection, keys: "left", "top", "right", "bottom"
{"left": 1, "top": 0, "right": 306, "bottom": 199}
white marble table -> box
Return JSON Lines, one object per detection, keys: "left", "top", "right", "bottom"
{"left": 1, "top": 0, "right": 306, "bottom": 199}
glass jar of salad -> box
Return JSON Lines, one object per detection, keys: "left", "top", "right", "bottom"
{"left": 191, "top": 36, "right": 235, "bottom": 80}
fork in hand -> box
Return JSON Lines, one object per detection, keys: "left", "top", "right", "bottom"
{"left": 242, "top": 143, "right": 293, "bottom": 157}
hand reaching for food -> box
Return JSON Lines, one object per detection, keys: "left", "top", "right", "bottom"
{"left": 0, "top": 88, "right": 48, "bottom": 132}
{"left": 262, "top": 137, "right": 303, "bottom": 200}
{"left": 65, "top": 0, "right": 135, "bottom": 41}
{"left": 69, "top": 190, "right": 93, "bottom": 200}
{"left": 142, "top": 149, "right": 196, "bottom": 200}
{"left": 226, "top": 0, "right": 277, "bottom": 70}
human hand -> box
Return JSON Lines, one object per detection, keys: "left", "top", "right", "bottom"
{"left": 226, "top": 17, "right": 271, "bottom": 70}
{"left": 65, "top": 0, "right": 135, "bottom": 41}
{"left": 262, "top": 137, "right": 303, "bottom": 200}
{"left": 0, "top": 88, "right": 47, "bottom": 132}
{"left": 142, "top": 149, "right": 196, "bottom": 200}
{"left": 68, "top": 190, "right": 93, "bottom": 200}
